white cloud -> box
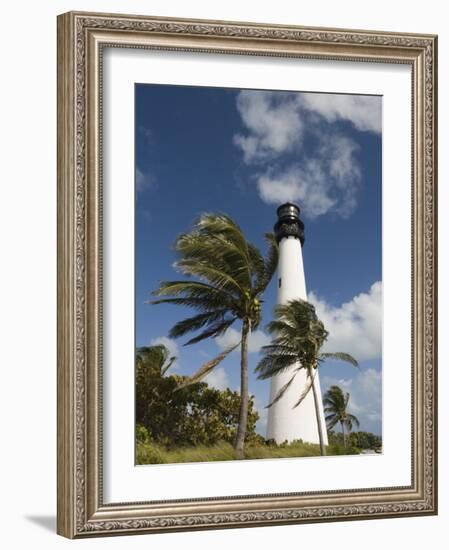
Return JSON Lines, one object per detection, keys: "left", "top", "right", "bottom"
{"left": 257, "top": 134, "right": 360, "bottom": 219}
{"left": 233, "top": 91, "right": 380, "bottom": 166}
{"left": 150, "top": 336, "right": 179, "bottom": 368}
{"left": 258, "top": 163, "right": 334, "bottom": 218}
{"left": 299, "top": 93, "right": 382, "bottom": 133}
{"left": 136, "top": 167, "right": 157, "bottom": 193}
{"left": 205, "top": 367, "right": 231, "bottom": 391}
{"left": 309, "top": 281, "right": 382, "bottom": 361}
{"left": 321, "top": 368, "right": 382, "bottom": 434}
{"left": 215, "top": 327, "right": 270, "bottom": 354}
{"left": 233, "top": 91, "right": 303, "bottom": 163}
{"left": 215, "top": 327, "right": 240, "bottom": 349}
{"left": 324, "top": 133, "right": 360, "bottom": 179}
{"left": 248, "top": 330, "right": 271, "bottom": 353}
{"left": 233, "top": 90, "right": 379, "bottom": 218}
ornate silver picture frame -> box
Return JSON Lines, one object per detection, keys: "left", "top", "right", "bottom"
{"left": 57, "top": 11, "right": 437, "bottom": 538}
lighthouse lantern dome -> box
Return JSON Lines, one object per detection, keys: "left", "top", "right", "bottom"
{"left": 274, "top": 202, "right": 305, "bottom": 245}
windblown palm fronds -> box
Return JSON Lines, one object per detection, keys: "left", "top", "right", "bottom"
{"left": 324, "top": 385, "right": 360, "bottom": 447}
{"left": 150, "top": 213, "right": 279, "bottom": 458}
{"left": 136, "top": 344, "right": 176, "bottom": 377}
{"left": 256, "top": 299, "right": 358, "bottom": 455}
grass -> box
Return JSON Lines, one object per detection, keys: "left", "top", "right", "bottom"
{"left": 136, "top": 440, "right": 359, "bottom": 465}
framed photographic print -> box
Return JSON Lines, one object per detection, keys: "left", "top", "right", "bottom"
{"left": 57, "top": 11, "right": 438, "bottom": 538}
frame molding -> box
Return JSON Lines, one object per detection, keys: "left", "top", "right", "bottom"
{"left": 57, "top": 11, "right": 437, "bottom": 538}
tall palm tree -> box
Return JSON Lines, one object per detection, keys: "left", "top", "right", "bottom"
{"left": 150, "top": 213, "right": 278, "bottom": 459}
{"left": 323, "top": 385, "right": 360, "bottom": 447}
{"left": 256, "top": 299, "right": 358, "bottom": 456}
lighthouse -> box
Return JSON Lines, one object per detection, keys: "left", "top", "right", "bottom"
{"left": 266, "top": 203, "right": 328, "bottom": 446}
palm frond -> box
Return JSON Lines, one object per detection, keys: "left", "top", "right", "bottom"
{"left": 253, "top": 233, "right": 279, "bottom": 294}
{"left": 323, "top": 385, "right": 360, "bottom": 433}
{"left": 151, "top": 295, "right": 214, "bottom": 307}
{"left": 325, "top": 415, "right": 339, "bottom": 429}
{"left": 175, "top": 342, "right": 240, "bottom": 389}
{"left": 183, "top": 317, "right": 236, "bottom": 346}
{"left": 324, "top": 387, "right": 346, "bottom": 410}
{"left": 255, "top": 353, "right": 299, "bottom": 380}
{"left": 175, "top": 213, "right": 252, "bottom": 288}
{"left": 151, "top": 280, "right": 236, "bottom": 305}
{"left": 136, "top": 344, "right": 175, "bottom": 376}
{"left": 161, "top": 356, "right": 176, "bottom": 376}
{"left": 194, "top": 213, "right": 250, "bottom": 259}
{"left": 150, "top": 281, "right": 241, "bottom": 325}
{"left": 346, "top": 413, "right": 360, "bottom": 429}
{"left": 247, "top": 242, "right": 265, "bottom": 286}
{"left": 258, "top": 343, "right": 298, "bottom": 356}
{"left": 168, "top": 310, "right": 229, "bottom": 339}
{"left": 292, "top": 369, "right": 317, "bottom": 408}
{"left": 319, "top": 352, "right": 359, "bottom": 367}
{"left": 265, "top": 319, "right": 305, "bottom": 340}
{"left": 266, "top": 372, "right": 298, "bottom": 408}
{"left": 136, "top": 345, "right": 168, "bottom": 366}
{"left": 174, "top": 259, "right": 245, "bottom": 295}
{"left": 275, "top": 299, "right": 317, "bottom": 323}
{"left": 324, "top": 402, "right": 338, "bottom": 412}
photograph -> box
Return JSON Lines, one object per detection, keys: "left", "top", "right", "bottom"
{"left": 134, "top": 84, "right": 383, "bottom": 465}
{"left": 55, "top": 10, "right": 437, "bottom": 538}
{"left": 1, "top": 0, "right": 444, "bottom": 545}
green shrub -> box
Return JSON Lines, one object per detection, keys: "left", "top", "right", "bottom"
{"left": 327, "top": 430, "right": 382, "bottom": 451}
{"left": 136, "top": 424, "right": 151, "bottom": 444}
{"left": 136, "top": 441, "right": 165, "bottom": 464}
{"left": 136, "top": 348, "right": 259, "bottom": 448}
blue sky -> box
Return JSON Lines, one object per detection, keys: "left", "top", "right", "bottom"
{"left": 135, "top": 84, "right": 382, "bottom": 436}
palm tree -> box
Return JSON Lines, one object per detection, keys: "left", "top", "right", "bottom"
{"left": 136, "top": 344, "right": 176, "bottom": 377}
{"left": 256, "top": 299, "right": 358, "bottom": 456}
{"left": 323, "top": 385, "right": 360, "bottom": 447}
{"left": 150, "top": 213, "right": 278, "bottom": 459}
{"left": 136, "top": 344, "right": 177, "bottom": 431}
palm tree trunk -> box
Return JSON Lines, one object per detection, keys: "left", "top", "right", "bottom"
{"left": 234, "top": 318, "right": 250, "bottom": 459}
{"left": 309, "top": 366, "right": 326, "bottom": 456}
{"left": 341, "top": 421, "right": 346, "bottom": 447}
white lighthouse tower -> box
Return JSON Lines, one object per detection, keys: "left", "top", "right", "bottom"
{"left": 266, "top": 203, "right": 328, "bottom": 446}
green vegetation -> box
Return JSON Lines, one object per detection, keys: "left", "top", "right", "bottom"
{"left": 150, "top": 213, "right": 279, "bottom": 458}
{"left": 136, "top": 345, "right": 260, "bottom": 448}
{"left": 328, "top": 430, "right": 382, "bottom": 452}
{"left": 141, "top": 214, "right": 377, "bottom": 464}
{"left": 256, "top": 299, "right": 358, "bottom": 456}
{"left": 136, "top": 438, "right": 359, "bottom": 465}
{"left": 324, "top": 385, "right": 360, "bottom": 447}
{"left": 135, "top": 344, "right": 380, "bottom": 465}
